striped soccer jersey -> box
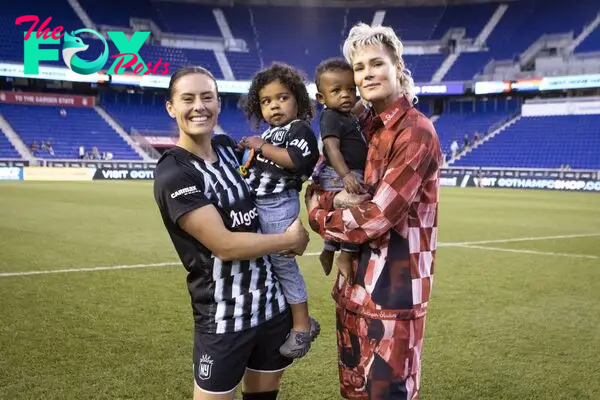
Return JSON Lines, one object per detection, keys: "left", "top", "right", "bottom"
{"left": 245, "top": 119, "right": 320, "bottom": 197}
{"left": 154, "top": 135, "right": 287, "bottom": 333}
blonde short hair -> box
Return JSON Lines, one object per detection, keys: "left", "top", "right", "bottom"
{"left": 342, "top": 23, "right": 416, "bottom": 103}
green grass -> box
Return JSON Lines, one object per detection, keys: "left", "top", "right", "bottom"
{"left": 0, "top": 182, "right": 599, "bottom": 399}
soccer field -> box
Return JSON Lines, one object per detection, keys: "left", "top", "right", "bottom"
{"left": 1, "top": 181, "right": 599, "bottom": 400}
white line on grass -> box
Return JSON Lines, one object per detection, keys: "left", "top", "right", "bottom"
{"left": 454, "top": 245, "right": 598, "bottom": 260}
{"left": 0, "top": 262, "right": 181, "bottom": 278}
{"left": 441, "top": 233, "right": 600, "bottom": 247}
{"left": 1, "top": 233, "right": 598, "bottom": 278}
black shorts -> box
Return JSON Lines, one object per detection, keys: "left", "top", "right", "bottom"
{"left": 193, "top": 310, "right": 293, "bottom": 394}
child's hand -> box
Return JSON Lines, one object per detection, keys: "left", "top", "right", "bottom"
{"left": 343, "top": 173, "right": 363, "bottom": 194}
{"left": 236, "top": 138, "right": 246, "bottom": 152}
{"left": 240, "top": 136, "right": 264, "bottom": 150}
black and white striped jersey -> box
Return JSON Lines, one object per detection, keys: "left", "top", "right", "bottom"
{"left": 153, "top": 135, "right": 287, "bottom": 334}
{"left": 245, "top": 119, "right": 320, "bottom": 197}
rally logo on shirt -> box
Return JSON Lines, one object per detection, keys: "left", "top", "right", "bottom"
{"left": 290, "top": 138, "right": 312, "bottom": 157}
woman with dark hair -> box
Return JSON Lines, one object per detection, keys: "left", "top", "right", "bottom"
{"left": 153, "top": 66, "right": 309, "bottom": 400}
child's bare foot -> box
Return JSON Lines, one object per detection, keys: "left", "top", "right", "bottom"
{"left": 337, "top": 251, "right": 354, "bottom": 284}
{"left": 319, "top": 250, "right": 335, "bottom": 276}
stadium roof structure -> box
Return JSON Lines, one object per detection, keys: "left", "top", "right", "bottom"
{"left": 159, "top": 0, "right": 520, "bottom": 7}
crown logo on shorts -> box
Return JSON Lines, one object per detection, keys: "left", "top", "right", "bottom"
{"left": 199, "top": 354, "right": 213, "bottom": 364}
{"left": 197, "top": 354, "right": 213, "bottom": 380}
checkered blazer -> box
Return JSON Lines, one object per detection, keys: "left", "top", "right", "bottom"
{"left": 309, "top": 95, "right": 442, "bottom": 320}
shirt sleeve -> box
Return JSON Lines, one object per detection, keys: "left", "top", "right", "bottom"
{"left": 286, "top": 120, "right": 320, "bottom": 176}
{"left": 155, "top": 167, "right": 211, "bottom": 225}
{"left": 308, "top": 126, "right": 439, "bottom": 244}
{"left": 319, "top": 110, "right": 344, "bottom": 140}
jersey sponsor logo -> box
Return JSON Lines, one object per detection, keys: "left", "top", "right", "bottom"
{"left": 256, "top": 153, "right": 284, "bottom": 169}
{"left": 170, "top": 185, "right": 199, "bottom": 198}
{"left": 230, "top": 207, "right": 258, "bottom": 227}
{"left": 197, "top": 354, "right": 213, "bottom": 380}
{"left": 289, "top": 138, "right": 312, "bottom": 157}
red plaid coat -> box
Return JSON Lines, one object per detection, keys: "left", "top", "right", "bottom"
{"left": 309, "top": 95, "right": 442, "bottom": 320}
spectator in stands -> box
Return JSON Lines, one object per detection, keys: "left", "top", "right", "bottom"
{"left": 91, "top": 146, "right": 101, "bottom": 160}
{"left": 79, "top": 145, "right": 85, "bottom": 159}
{"left": 154, "top": 66, "right": 309, "bottom": 400}
{"left": 311, "top": 58, "right": 368, "bottom": 279}
{"left": 463, "top": 133, "right": 470, "bottom": 150}
{"left": 30, "top": 141, "right": 39, "bottom": 156}
{"left": 306, "top": 22, "right": 442, "bottom": 400}
{"left": 451, "top": 139, "right": 459, "bottom": 158}
{"left": 41, "top": 139, "right": 54, "bottom": 156}
{"left": 240, "top": 63, "right": 321, "bottom": 359}
{"left": 473, "top": 131, "right": 479, "bottom": 144}
{"left": 60, "top": 108, "right": 67, "bottom": 117}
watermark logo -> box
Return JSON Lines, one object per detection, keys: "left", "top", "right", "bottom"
{"left": 62, "top": 29, "right": 108, "bottom": 75}
{"left": 16, "top": 15, "right": 170, "bottom": 76}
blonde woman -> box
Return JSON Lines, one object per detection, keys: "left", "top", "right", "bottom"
{"left": 306, "top": 23, "right": 442, "bottom": 400}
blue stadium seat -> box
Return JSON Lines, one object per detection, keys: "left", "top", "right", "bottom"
{"left": 434, "top": 99, "right": 519, "bottom": 155}
{"left": 0, "top": 130, "right": 20, "bottom": 158}
{"left": 454, "top": 114, "right": 600, "bottom": 169}
{"left": 0, "top": 104, "right": 141, "bottom": 160}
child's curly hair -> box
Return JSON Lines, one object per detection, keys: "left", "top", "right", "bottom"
{"left": 243, "top": 62, "right": 314, "bottom": 129}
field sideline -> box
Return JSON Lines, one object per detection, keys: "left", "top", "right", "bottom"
{"left": 1, "top": 181, "right": 599, "bottom": 400}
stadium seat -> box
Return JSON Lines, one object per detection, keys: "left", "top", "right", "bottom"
{"left": 0, "top": 130, "right": 20, "bottom": 158}
{"left": 0, "top": 104, "right": 142, "bottom": 160}
{"left": 454, "top": 114, "right": 600, "bottom": 169}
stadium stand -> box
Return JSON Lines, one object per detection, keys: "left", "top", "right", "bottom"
{"left": 2, "top": 0, "right": 600, "bottom": 83}
{"left": 0, "top": 130, "right": 20, "bottom": 158}
{"left": 0, "top": 0, "right": 599, "bottom": 169}
{"left": 0, "top": 104, "right": 141, "bottom": 160}
{"left": 434, "top": 98, "right": 520, "bottom": 156}
{"left": 100, "top": 92, "right": 173, "bottom": 135}
{"left": 453, "top": 114, "right": 600, "bottom": 170}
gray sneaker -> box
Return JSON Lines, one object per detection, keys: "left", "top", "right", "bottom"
{"left": 279, "top": 317, "right": 321, "bottom": 359}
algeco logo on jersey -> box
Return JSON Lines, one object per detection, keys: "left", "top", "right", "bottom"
{"left": 230, "top": 208, "right": 258, "bottom": 228}
{"left": 16, "top": 15, "right": 171, "bottom": 76}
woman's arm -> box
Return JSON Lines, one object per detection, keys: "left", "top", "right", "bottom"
{"left": 179, "top": 205, "right": 308, "bottom": 262}
{"left": 308, "top": 126, "right": 440, "bottom": 245}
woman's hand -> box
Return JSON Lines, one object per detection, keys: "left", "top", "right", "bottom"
{"left": 342, "top": 173, "right": 364, "bottom": 194}
{"left": 285, "top": 218, "right": 309, "bottom": 256}
{"left": 333, "top": 189, "right": 371, "bottom": 209}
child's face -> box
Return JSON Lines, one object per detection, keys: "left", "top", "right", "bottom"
{"left": 317, "top": 70, "right": 357, "bottom": 113}
{"left": 259, "top": 79, "right": 299, "bottom": 127}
